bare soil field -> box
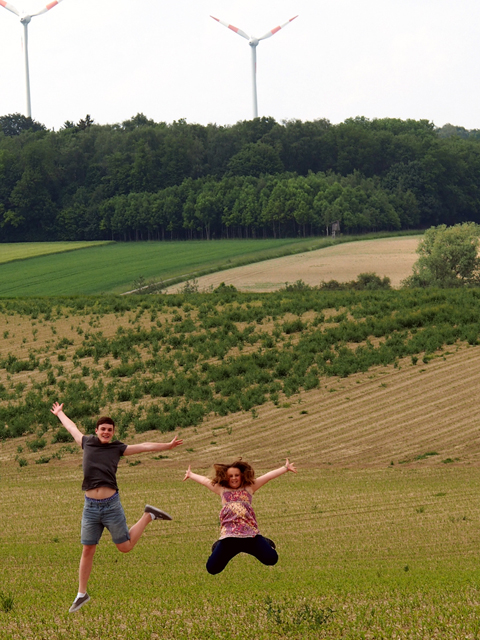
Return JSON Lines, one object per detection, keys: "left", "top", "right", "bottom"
{"left": 167, "top": 235, "right": 421, "bottom": 292}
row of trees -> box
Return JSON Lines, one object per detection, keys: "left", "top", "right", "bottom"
{"left": 1, "top": 113, "right": 480, "bottom": 241}
{"left": 90, "top": 172, "right": 416, "bottom": 241}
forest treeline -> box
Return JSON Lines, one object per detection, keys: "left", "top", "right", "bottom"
{"left": 1, "top": 112, "right": 480, "bottom": 242}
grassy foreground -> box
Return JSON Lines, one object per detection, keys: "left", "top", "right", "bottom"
{"left": 1, "top": 462, "right": 480, "bottom": 639}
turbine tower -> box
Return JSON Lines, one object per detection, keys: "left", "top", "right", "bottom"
{"left": 211, "top": 15, "right": 298, "bottom": 120}
{"left": 0, "top": 0, "right": 66, "bottom": 118}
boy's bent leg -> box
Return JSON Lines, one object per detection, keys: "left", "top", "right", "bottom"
{"left": 79, "top": 545, "right": 96, "bottom": 593}
{"left": 115, "top": 512, "right": 152, "bottom": 553}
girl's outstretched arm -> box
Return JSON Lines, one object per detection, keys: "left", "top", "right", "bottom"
{"left": 183, "top": 465, "right": 222, "bottom": 494}
{"left": 251, "top": 459, "right": 297, "bottom": 493}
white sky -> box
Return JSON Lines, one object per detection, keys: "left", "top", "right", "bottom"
{"left": 0, "top": 0, "right": 479, "bottom": 131}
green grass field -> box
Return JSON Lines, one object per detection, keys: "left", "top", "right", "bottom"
{"left": 0, "top": 241, "right": 112, "bottom": 265}
{"left": 0, "top": 238, "right": 334, "bottom": 296}
{"left": 2, "top": 461, "right": 480, "bottom": 639}
{"left": 0, "top": 231, "right": 422, "bottom": 297}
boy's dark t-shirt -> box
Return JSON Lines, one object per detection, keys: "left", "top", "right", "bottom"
{"left": 81, "top": 435, "right": 127, "bottom": 492}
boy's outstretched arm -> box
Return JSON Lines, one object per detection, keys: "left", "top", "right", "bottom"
{"left": 251, "top": 458, "right": 297, "bottom": 493}
{"left": 50, "top": 402, "right": 84, "bottom": 447}
{"left": 183, "top": 465, "right": 222, "bottom": 494}
{"left": 124, "top": 436, "right": 183, "bottom": 456}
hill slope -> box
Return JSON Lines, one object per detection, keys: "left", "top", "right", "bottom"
{"left": 1, "top": 341, "right": 478, "bottom": 472}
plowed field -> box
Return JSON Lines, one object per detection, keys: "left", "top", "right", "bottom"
{"left": 150, "top": 343, "right": 480, "bottom": 470}
{"left": 167, "top": 235, "right": 421, "bottom": 292}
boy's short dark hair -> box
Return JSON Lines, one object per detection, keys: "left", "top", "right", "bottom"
{"left": 96, "top": 416, "right": 115, "bottom": 429}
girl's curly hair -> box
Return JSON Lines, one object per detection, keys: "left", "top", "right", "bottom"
{"left": 211, "top": 458, "right": 255, "bottom": 487}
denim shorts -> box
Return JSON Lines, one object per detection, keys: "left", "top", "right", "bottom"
{"left": 81, "top": 492, "right": 130, "bottom": 545}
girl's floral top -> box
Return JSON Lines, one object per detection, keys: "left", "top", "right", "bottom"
{"left": 219, "top": 488, "right": 259, "bottom": 539}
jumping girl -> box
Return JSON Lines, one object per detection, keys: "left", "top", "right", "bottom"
{"left": 183, "top": 458, "right": 296, "bottom": 574}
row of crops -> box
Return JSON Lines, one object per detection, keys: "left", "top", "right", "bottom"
{"left": 1, "top": 287, "right": 480, "bottom": 440}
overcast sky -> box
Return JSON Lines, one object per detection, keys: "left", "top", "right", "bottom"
{"left": 1, "top": 0, "right": 479, "bottom": 131}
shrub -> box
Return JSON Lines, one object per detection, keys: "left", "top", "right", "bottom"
{"left": 26, "top": 437, "right": 46, "bottom": 452}
{"left": 283, "top": 280, "right": 313, "bottom": 291}
{"left": 51, "top": 427, "right": 73, "bottom": 444}
{"left": 319, "top": 272, "right": 391, "bottom": 291}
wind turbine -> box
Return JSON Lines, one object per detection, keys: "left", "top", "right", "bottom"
{"left": 210, "top": 15, "right": 298, "bottom": 120}
{"left": 0, "top": 0, "right": 66, "bottom": 118}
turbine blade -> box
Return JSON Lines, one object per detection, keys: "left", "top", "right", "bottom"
{"left": 210, "top": 15, "right": 250, "bottom": 41}
{"left": 258, "top": 15, "right": 298, "bottom": 41}
{"left": 0, "top": 0, "right": 21, "bottom": 17}
{"left": 31, "top": 0, "right": 65, "bottom": 17}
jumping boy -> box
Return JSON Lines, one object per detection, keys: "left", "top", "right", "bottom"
{"left": 51, "top": 401, "right": 183, "bottom": 613}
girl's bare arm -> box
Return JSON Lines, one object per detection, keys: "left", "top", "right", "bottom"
{"left": 251, "top": 459, "right": 297, "bottom": 493}
{"left": 183, "top": 466, "right": 222, "bottom": 494}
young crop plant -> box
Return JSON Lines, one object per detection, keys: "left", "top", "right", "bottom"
{"left": 26, "top": 437, "right": 47, "bottom": 452}
{"left": 0, "top": 591, "right": 14, "bottom": 613}
{"left": 265, "top": 596, "right": 334, "bottom": 631}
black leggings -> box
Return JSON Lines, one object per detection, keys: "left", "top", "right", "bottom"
{"left": 206, "top": 535, "right": 278, "bottom": 575}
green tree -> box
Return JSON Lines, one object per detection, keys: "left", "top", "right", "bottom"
{"left": 230, "top": 177, "right": 262, "bottom": 238}
{"left": 0, "top": 113, "right": 46, "bottom": 136}
{"left": 77, "top": 115, "right": 95, "bottom": 131}
{"left": 194, "top": 179, "right": 223, "bottom": 240}
{"left": 227, "top": 142, "right": 284, "bottom": 177}
{"left": 403, "top": 223, "right": 480, "bottom": 288}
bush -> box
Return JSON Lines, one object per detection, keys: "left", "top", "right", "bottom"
{"left": 319, "top": 272, "right": 391, "bottom": 291}
{"left": 26, "top": 437, "right": 46, "bottom": 452}
{"left": 51, "top": 427, "right": 73, "bottom": 444}
{"left": 283, "top": 280, "right": 313, "bottom": 291}
{"left": 403, "top": 223, "right": 480, "bottom": 288}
